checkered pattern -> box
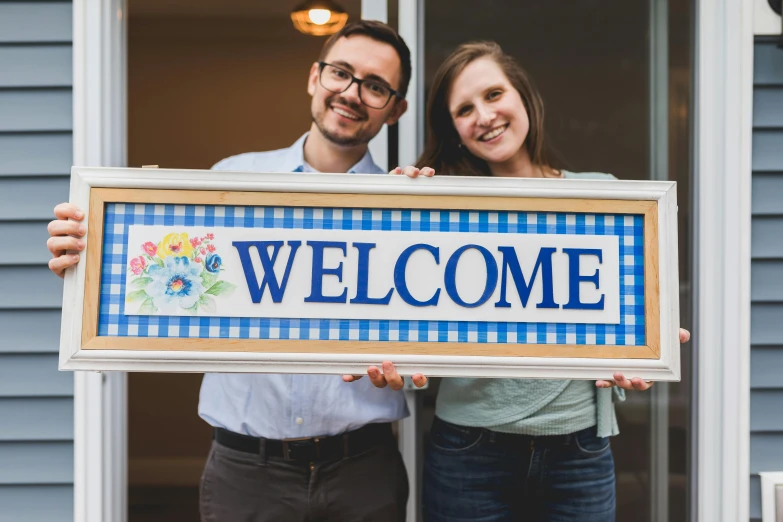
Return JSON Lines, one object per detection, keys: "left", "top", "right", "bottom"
{"left": 98, "top": 203, "right": 645, "bottom": 345}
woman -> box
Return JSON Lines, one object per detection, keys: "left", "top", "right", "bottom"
{"left": 384, "top": 42, "right": 687, "bottom": 521}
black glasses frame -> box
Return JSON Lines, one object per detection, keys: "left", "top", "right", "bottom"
{"left": 317, "top": 61, "right": 401, "bottom": 109}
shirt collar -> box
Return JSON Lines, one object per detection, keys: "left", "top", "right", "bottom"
{"left": 285, "top": 132, "right": 383, "bottom": 174}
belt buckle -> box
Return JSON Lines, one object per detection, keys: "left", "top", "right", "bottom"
{"left": 281, "top": 436, "right": 321, "bottom": 461}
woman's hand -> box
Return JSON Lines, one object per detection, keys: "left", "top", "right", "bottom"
{"left": 390, "top": 166, "right": 435, "bottom": 178}
{"left": 343, "top": 362, "right": 428, "bottom": 391}
{"left": 596, "top": 328, "right": 691, "bottom": 391}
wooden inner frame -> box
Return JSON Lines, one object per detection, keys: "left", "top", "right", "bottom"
{"left": 82, "top": 188, "right": 661, "bottom": 359}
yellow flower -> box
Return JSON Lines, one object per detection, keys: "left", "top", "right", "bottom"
{"left": 157, "top": 232, "right": 194, "bottom": 259}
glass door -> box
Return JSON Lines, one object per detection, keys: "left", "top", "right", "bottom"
{"left": 413, "top": 1, "right": 695, "bottom": 520}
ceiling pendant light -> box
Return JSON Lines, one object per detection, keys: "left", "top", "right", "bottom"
{"left": 291, "top": 0, "right": 349, "bottom": 37}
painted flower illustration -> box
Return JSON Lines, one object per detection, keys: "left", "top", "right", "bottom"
{"left": 205, "top": 253, "right": 222, "bottom": 273}
{"left": 127, "top": 231, "right": 235, "bottom": 314}
{"left": 144, "top": 256, "right": 206, "bottom": 311}
{"left": 129, "top": 256, "right": 146, "bottom": 275}
{"left": 142, "top": 242, "right": 157, "bottom": 256}
{"left": 157, "top": 232, "right": 194, "bottom": 259}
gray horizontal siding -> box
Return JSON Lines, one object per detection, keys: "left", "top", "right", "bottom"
{"left": 755, "top": 39, "right": 783, "bottom": 86}
{"left": 751, "top": 475, "right": 761, "bottom": 521}
{"left": 0, "top": 133, "right": 73, "bottom": 177}
{"left": 0, "top": 442, "right": 72, "bottom": 484}
{"left": 751, "top": 433, "right": 783, "bottom": 473}
{"left": 752, "top": 304, "right": 783, "bottom": 346}
{"left": 750, "top": 38, "right": 783, "bottom": 520}
{"left": 0, "top": 3, "right": 72, "bottom": 44}
{"left": 752, "top": 173, "right": 783, "bottom": 215}
{"left": 0, "top": 45, "right": 72, "bottom": 88}
{"left": 0, "top": 222, "right": 52, "bottom": 265}
{"left": 751, "top": 390, "right": 783, "bottom": 430}
{"left": 0, "top": 89, "right": 72, "bottom": 132}
{"left": 0, "top": 177, "right": 70, "bottom": 220}
{"left": 750, "top": 261, "right": 783, "bottom": 302}
{"left": 0, "top": 267, "right": 63, "bottom": 309}
{"left": 754, "top": 87, "right": 783, "bottom": 128}
{"left": 0, "top": 485, "right": 73, "bottom": 522}
{"left": 752, "top": 217, "right": 783, "bottom": 257}
{"left": 0, "top": 5, "right": 74, "bottom": 519}
{"left": 0, "top": 397, "right": 73, "bottom": 441}
{"left": 0, "top": 310, "right": 63, "bottom": 353}
{"left": 751, "top": 348, "right": 783, "bottom": 389}
{"left": 0, "top": 354, "right": 73, "bottom": 397}
{"left": 752, "top": 130, "right": 783, "bottom": 171}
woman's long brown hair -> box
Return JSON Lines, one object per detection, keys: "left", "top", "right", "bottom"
{"left": 416, "top": 41, "right": 556, "bottom": 177}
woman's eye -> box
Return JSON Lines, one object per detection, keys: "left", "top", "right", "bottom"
{"left": 457, "top": 106, "right": 472, "bottom": 116}
{"left": 488, "top": 90, "right": 502, "bottom": 100}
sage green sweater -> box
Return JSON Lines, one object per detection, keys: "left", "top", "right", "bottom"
{"left": 435, "top": 171, "right": 625, "bottom": 438}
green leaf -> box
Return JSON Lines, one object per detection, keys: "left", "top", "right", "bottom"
{"left": 182, "top": 302, "right": 200, "bottom": 314}
{"left": 130, "top": 277, "right": 153, "bottom": 290}
{"left": 201, "top": 271, "right": 218, "bottom": 290}
{"left": 205, "top": 280, "right": 237, "bottom": 297}
{"left": 152, "top": 256, "right": 164, "bottom": 267}
{"left": 138, "top": 298, "right": 158, "bottom": 314}
{"left": 198, "top": 294, "right": 217, "bottom": 314}
{"left": 126, "top": 290, "right": 149, "bottom": 303}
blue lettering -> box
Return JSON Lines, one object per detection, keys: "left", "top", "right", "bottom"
{"left": 495, "top": 247, "right": 559, "bottom": 309}
{"left": 563, "top": 248, "right": 605, "bottom": 310}
{"left": 394, "top": 244, "right": 440, "bottom": 307}
{"left": 351, "top": 242, "right": 393, "bottom": 305}
{"left": 232, "top": 241, "right": 300, "bottom": 303}
{"left": 305, "top": 241, "right": 348, "bottom": 303}
{"left": 444, "top": 245, "right": 498, "bottom": 308}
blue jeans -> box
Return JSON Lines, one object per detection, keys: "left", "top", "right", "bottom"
{"left": 423, "top": 417, "right": 616, "bottom": 522}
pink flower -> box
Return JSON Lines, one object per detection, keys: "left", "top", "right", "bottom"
{"left": 130, "top": 256, "right": 146, "bottom": 275}
{"left": 206, "top": 233, "right": 214, "bottom": 240}
{"left": 190, "top": 237, "right": 201, "bottom": 248}
{"left": 207, "top": 244, "right": 216, "bottom": 253}
{"left": 200, "top": 248, "right": 206, "bottom": 255}
{"left": 142, "top": 242, "right": 157, "bottom": 256}
{"left": 194, "top": 257, "right": 202, "bottom": 264}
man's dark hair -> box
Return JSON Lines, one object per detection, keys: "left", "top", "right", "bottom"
{"left": 318, "top": 20, "right": 412, "bottom": 99}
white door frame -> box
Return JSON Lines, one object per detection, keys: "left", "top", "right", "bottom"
{"left": 71, "top": 0, "right": 755, "bottom": 520}
{"left": 72, "top": 0, "right": 127, "bottom": 520}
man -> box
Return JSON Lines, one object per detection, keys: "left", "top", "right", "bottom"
{"left": 47, "top": 20, "right": 424, "bottom": 522}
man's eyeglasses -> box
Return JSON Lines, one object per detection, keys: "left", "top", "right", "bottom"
{"left": 317, "top": 62, "right": 401, "bottom": 110}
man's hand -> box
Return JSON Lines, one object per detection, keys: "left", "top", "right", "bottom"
{"left": 47, "top": 203, "right": 86, "bottom": 278}
{"left": 595, "top": 328, "right": 691, "bottom": 390}
{"left": 343, "top": 362, "right": 428, "bottom": 391}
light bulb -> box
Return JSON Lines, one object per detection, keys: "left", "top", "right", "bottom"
{"left": 308, "top": 9, "right": 331, "bottom": 25}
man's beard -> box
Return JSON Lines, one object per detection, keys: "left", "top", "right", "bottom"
{"left": 313, "top": 96, "right": 375, "bottom": 147}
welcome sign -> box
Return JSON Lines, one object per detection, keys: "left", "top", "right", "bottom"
{"left": 59, "top": 167, "right": 680, "bottom": 381}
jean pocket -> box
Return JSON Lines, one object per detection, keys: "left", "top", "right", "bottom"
{"left": 573, "top": 428, "right": 611, "bottom": 456}
{"left": 428, "top": 417, "right": 484, "bottom": 453}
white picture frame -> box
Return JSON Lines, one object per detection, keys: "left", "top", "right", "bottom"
{"left": 760, "top": 472, "right": 783, "bottom": 522}
{"left": 58, "top": 166, "right": 680, "bottom": 380}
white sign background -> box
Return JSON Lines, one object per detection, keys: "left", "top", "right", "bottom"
{"left": 124, "top": 225, "right": 620, "bottom": 324}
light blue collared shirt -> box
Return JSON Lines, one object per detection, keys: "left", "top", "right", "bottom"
{"left": 198, "top": 133, "right": 409, "bottom": 438}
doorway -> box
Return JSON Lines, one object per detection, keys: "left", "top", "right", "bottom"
{"left": 125, "top": 1, "right": 363, "bottom": 519}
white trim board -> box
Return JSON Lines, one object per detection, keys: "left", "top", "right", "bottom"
{"left": 72, "top": 0, "right": 128, "bottom": 521}
{"left": 694, "top": 0, "right": 754, "bottom": 520}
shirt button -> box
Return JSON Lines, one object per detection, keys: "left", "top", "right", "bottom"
{"left": 295, "top": 417, "right": 304, "bottom": 425}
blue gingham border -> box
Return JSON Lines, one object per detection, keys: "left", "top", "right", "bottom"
{"left": 98, "top": 204, "right": 645, "bottom": 346}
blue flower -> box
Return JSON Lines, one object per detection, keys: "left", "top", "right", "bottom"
{"left": 205, "top": 253, "right": 222, "bottom": 273}
{"left": 146, "top": 256, "right": 205, "bottom": 311}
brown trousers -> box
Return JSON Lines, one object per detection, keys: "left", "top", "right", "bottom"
{"left": 199, "top": 435, "right": 409, "bottom": 522}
